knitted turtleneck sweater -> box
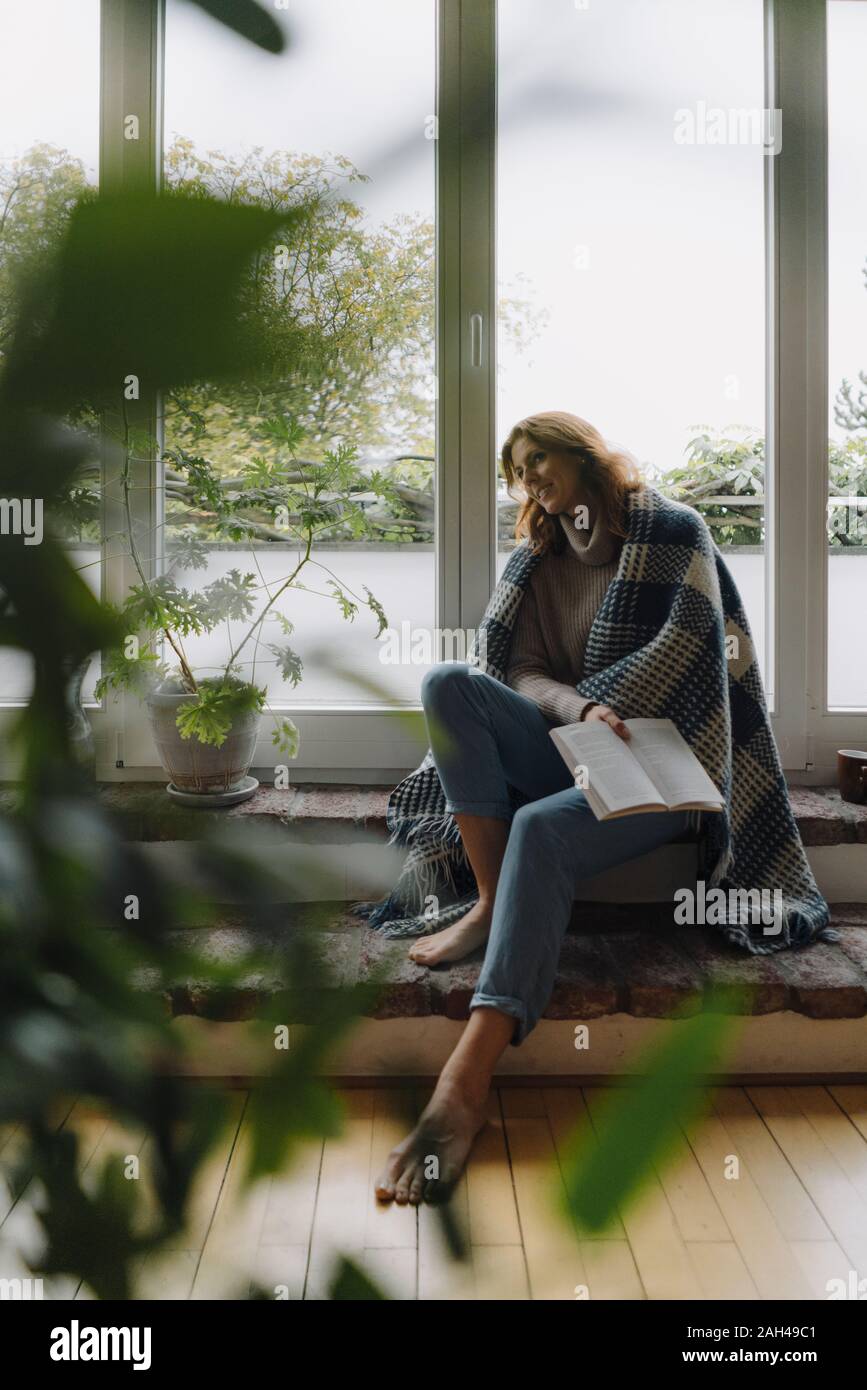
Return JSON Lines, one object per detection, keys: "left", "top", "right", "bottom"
{"left": 505, "top": 508, "right": 622, "bottom": 724}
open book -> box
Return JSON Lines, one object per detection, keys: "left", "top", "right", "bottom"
{"left": 550, "top": 717, "right": 725, "bottom": 821}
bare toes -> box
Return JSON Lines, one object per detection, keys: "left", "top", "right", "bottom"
{"left": 408, "top": 942, "right": 427, "bottom": 960}
{"left": 394, "top": 1160, "right": 421, "bottom": 1205}
{"left": 374, "top": 1146, "right": 410, "bottom": 1200}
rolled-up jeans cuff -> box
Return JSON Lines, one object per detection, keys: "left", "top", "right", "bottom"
{"left": 444, "top": 798, "right": 512, "bottom": 820}
{"left": 469, "top": 992, "right": 528, "bottom": 1047}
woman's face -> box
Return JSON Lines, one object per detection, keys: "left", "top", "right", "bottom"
{"left": 509, "top": 436, "right": 585, "bottom": 517}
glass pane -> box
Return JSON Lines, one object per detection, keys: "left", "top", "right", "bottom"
{"left": 496, "top": 0, "right": 768, "bottom": 685}
{"left": 162, "top": 0, "right": 436, "bottom": 707}
{"left": 0, "top": 0, "right": 101, "bottom": 703}
{"left": 828, "top": 0, "right": 867, "bottom": 710}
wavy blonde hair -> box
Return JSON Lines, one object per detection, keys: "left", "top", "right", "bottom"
{"left": 501, "top": 411, "right": 644, "bottom": 554}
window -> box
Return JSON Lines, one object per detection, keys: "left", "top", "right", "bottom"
{"left": 0, "top": 0, "right": 863, "bottom": 778}
{"left": 496, "top": 0, "right": 769, "bottom": 685}
{"left": 161, "top": 0, "right": 437, "bottom": 708}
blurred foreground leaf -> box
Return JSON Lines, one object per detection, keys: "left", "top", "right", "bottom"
{"left": 329, "top": 1255, "right": 388, "bottom": 1301}
{"left": 3, "top": 193, "right": 299, "bottom": 412}
{"left": 188, "top": 0, "right": 286, "bottom": 54}
{"left": 560, "top": 988, "right": 743, "bottom": 1231}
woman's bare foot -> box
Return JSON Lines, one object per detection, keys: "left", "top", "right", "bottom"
{"left": 374, "top": 1073, "right": 488, "bottom": 1205}
{"left": 408, "top": 899, "right": 492, "bottom": 966}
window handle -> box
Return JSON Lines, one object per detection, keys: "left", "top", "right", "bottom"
{"left": 470, "top": 312, "right": 484, "bottom": 368}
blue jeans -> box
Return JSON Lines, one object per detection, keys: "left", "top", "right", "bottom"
{"left": 420, "top": 662, "right": 693, "bottom": 1045}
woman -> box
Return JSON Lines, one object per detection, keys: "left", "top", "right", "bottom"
{"left": 364, "top": 411, "right": 833, "bottom": 1207}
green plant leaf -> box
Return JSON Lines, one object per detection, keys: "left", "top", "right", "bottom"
{"left": 202, "top": 569, "right": 257, "bottom": 624}
{"left": 188, "top": 0, "right": 286, "bottom": 54}
{"left": 327, "top": 580, "right": 358, "bottom": 622}
{"left": 3, "top": 193, "right": 297, "bottom": 411}
{"left": 364, "top": 585, "right": 388, "bottom": 637}
{"left": 271, "top": 717, "right": 300, "bottom": 759}
{"left": 328, "top": 1255, "right": 388, "bottom": 1301}
{"left": 267, "top": 643, "right": 303, "bottom": 686}
{"left": 559, "top": 992, "right": 742, "bottom": 1232}
{"left": 175, "top": 679, "right": 265, "bottom": 747}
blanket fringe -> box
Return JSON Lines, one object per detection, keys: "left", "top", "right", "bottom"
{"left": 411, "top": 841, "right": 466, "bottom": 904}
{"left": 353, "top": 819, "right": 472, "bottom": 931}
{"left": 354, "top": 889, "right": 401, "bottom": 929}
{"left": 375, "top": 893, "right": 480, "bottom": 939}
{"left": 390, "top": 811, "right": 465, "bottom": 855}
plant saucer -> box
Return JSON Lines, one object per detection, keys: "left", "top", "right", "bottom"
{"left": 165, "top": 775, "right": 259, "bottom": 807}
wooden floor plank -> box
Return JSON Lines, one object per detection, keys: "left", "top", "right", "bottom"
{"left": 360, "top": 1247, "right": 417, "bottom": 1301}
{"left": 681, "top": 1102, "right": 816, "bottom": 1299}
{"left": 141, "top": 1090, "right": 246, "bottom": 1256}
{"left": 501, "top": 1088, "right": 586, "bottom": 1301}
{"left": 712, "top": 1088, "right": 831, "bottom": 1241}
{"left": 258, "top": 1139, "right": 323, "bottom": 1250}
{"left": 746, "top": 1086, "right": 867, "bottom": 1273}
{"left": 129, "top": 1092, "right": 246, "bottom": 1302}
{"left": 247, "top": 1139, "right": 323, "bottom": 1300}
{"left": 499, "top": 1088, "right": 547, "bottom": 1119}
{"left": 828, "top": 1085, "right": 867, "bottom": 1145}
{"left": 542, "top": 1088, "right": 629, "bottom": 1241}
{"left": 133, "top": 1250, "right": 199, "bottom": 1301}
{"left": 249, "top": 1245, "right": 308, "bottom": 1302}
{"left": 191, "top": 1185, "right": 269, "bottom": 1300}
{"left": 467, "top": 1094, "right": 522, "bottom": 1248}
{"left": 583, "top": 1087, "right": 696, "bottom": 1300}
{"left": 304, "top": 1089, "right": 385, "bottom": 1301}
{"left": 652, "top": 1130, "right": 732, "bottom": 1244}
{"left": 789, "top": 1240, "right": 857, "bottom": 1301}
{"left": 686, "top": 1241, "right": 760, "bottom": 1300}
{"left": 472, "top": 1243, "right": 529, "bottom": 1300}
{"left": 190, "top": 1096, "right": 283, "bottom": 1300}
{"left": 789, "top": 1085, "right": 867, "bottom": 1205}
{"left": 578, "top": 1239, "right": 645, "bottom": 1300}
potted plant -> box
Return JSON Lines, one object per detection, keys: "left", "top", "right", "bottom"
{"left": 96, "top": 413, "right": 392, "bottom": 802}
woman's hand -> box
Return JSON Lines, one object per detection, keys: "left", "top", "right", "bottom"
{"left": 584, "top": 703, "right": 631, "bottom": 741}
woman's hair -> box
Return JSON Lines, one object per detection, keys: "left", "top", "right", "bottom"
{"left": 500, "top": 410, "right": 644, "bottom": 554}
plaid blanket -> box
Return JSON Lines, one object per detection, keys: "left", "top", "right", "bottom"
{"left": 356, "top": 483, "right": 836, "bottom": 954}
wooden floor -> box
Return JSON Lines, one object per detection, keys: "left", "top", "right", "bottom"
{"left": 3, "top": 1084, "right": 867, "bottom": 1300}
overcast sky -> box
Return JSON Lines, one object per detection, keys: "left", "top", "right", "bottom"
{"left": 1, "top": 0, "right": 865, "bottom": 469}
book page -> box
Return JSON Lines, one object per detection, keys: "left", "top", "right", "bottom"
{"left": 625, "top": 719, "right": 724, "bottom": 809}
{"left": 550, "top": 722, "right": 664, "bottom": 814}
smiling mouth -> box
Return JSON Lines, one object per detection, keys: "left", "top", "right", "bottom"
{"left": 535, "top": 484, "right": 554, "bottom": 503}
